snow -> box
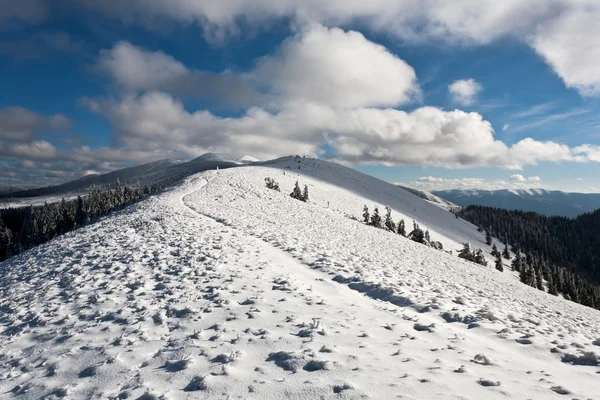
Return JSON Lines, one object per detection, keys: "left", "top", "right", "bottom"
{"left": 1, "top": 156, "right": 599, "bottom": 399}
{"left": 237, "top": 155, "right": 260, "bottom": 164}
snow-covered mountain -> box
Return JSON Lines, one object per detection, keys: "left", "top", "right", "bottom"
{"left": 434, "top": 188, "right": 600, "bottom": 218}
{"left": 236, "top": 155, "right": 260, "bottom": 164}
{"left": 0, "top": 154, "right": 240, "bottom": 206}
{"left": 1, "top": 156, "right": 599, "bottom": 399}
{"left": 0, "top": 185, "right": 22, "bottom": 195}
{"left": 396, "top": 184, "right": 460, "bottom": 212}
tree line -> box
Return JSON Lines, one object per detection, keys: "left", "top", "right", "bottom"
{"left": 0, "top": 180, "right": 162, "bottom": 263}
{"left": 458, "top": 205, "right": 600, "bottom": 310}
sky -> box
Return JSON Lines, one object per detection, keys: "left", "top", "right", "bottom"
{"left": 1, "top": 1, "right": 600, "bottom": 192}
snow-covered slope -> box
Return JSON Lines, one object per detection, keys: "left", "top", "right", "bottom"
{"left": 237, "top": 155, "right": 260, "bottom": 164}
{"left": 396, "top": 184, "right": 460, "bottom": 212}
{"left": 1, "top": 157, "right": 599, "bottom": 399}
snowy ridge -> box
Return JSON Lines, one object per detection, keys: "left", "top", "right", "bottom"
{"left": 1, "top": 157, "right": 599, "bottom": 399}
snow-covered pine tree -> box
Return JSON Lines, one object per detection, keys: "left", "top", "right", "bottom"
{"left": 485, "top": 228, "right": 492, "bottom": 245}
{"left": 301, "top": 185, "right": 309, "bottom": 202}
{"left": 424, "top": 229, "right": 431, "bottom": 243}
{"left": 363, "top": 205, "right": 370, "bottom": 224}
{"left": 408, "top": 221, "right": 425, "bottom": 244}
{"left": 474, "top": 249, "right": 487, "bottom": 266}
{"left": 495, "top": 252, "right": 503, "bottom": 272}
{"left": 491, "top": 244, "right": 499, "bottom": 257}
{"left": 290, "top": 181, "right": 302, "bottom": 200}
{"left": 502, "top": 240, "right": 510, "bottom": 260}
{"left": 397, "top": 219, "right": 406, "bottom": 236}
{"left": 370, "top": 207, "right": 382, "bottom": 228}
{"left": 458, "top": 243, "right": 474, "bottom": 261}
{"left": 384, "top": 206, "right": 395, "bottom": 231}
{"left": 511, "top": 248, "right": 522, "bottom": 271}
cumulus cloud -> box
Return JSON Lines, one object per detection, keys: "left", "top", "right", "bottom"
{"left": 252, "top": 24, "right": 419, "bottom": 108}
{"left": 96, "top": 41, "right": 257, "bottom": 105}
{"left": 448, "top": 79, "right": 482, "bottom": 106}
{"left": 531, "top": 8, "right": 600, "bottom": 96}
{"left": 528, "top": 176, "right": 541, "bottom": 182}
{"left": 510, "top": 174, "right": 526, "bottom": 182}
{"left": 25, "top": 0, "right": 594, "bottom": 96}
{"left": 0, "top": 107, "right": 71, "bottom": 142}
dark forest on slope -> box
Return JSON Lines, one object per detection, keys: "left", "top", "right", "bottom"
{"left": 458, "top": 205, "right": 600, "bottom": 308}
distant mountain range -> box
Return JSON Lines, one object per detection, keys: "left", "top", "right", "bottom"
{"left": 433, "top": 188, "right": 600, "bottom": 218}
{"left": 0, "top": 185, "right": 23, "bottom": 195}
{"left": 0, "top": 153, "right": 258, "bottom": 200}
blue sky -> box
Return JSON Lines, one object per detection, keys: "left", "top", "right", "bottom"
{"left": 1, "top": 1, "right": 600, "bottom": 192}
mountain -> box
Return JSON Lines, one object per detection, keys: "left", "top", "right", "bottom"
{"left": 0, "top": 185, "right": 22, "bottom": 195}
{"left": 1, "top": 156, "right": 598, "bottom": 399}
{"left": 396, "top": 184, "right": 460, "bottom": 212}
{"left": 0, "top": 154, "right": 239, "bottom": 202}
{"left": 236, "top": 154, "right": 260, "bottom": 164}
{"left": 433, "top": 188, "right": 600, "bottom": 218}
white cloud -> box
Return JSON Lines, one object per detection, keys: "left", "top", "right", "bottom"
{"left": 502, "top": 124, "right": 509, "bottom": 131}
{"left": 96, "top": 41, "right": 256, "bottom": 104}
{"left": 52, "top": 0, "right": 600, "bottom": 97}
{"left": 577, "top": 177, "right": 583, "bottom": 181}
{"left": 252, "top": 25, "right": 419, "bottom": 108}
{"left": 531, "top": 7, "right": 600, "bottom": 96}
{"left": 80, "top": 28, "right": 600, "bottom": 171}
{"left": 528, "top": 176, "right": 541, "bottom": 182}
{"left": 448, "top": 78, "right": 482, "bottom": 106}
{"left": 510, "top": 174, "right": 526, "bottom": 182}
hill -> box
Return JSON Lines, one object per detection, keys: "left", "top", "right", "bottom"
{"left": 433, "top": 188, "right": 600, "bottom": 218}
{"left": 1, "top": 156, "right": 598, "bottom": 399}
{"left": 396, "top": 185, "right": 460, "bottom": 212}
{"left": 0, "top": 154, "right": 239, "bottom": 206}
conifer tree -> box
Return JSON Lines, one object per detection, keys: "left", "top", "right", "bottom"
{"left": 363, "top": 205, "right": 370, "bottom": 224}
{"left": 491, "top": 244, "right": 499, "bottom": 257}
{"left": 290, "top": 181, "right": 302, "bottom": 200}
{"left": 511, "top": 247, "right": 522, "bottom": 271}
{"left": 301, "top": 185, "right": 309, "bottom": 202}
{"left": 495, "top": 252, "right": 503, "bottom": 272}
{"left": 485, "top": 228, "right": 492, "bottom": 245}
{"left": 458, "top": 243, "right": 474, "bottom": 261}
{"left": 424, "top": 229, "right": 431, "bottom": 243}
{"left": 397, "top": 219, "right": 406, "bottom": 236}
{"left": 502, "top": 239, "right": 510, "bottom": 260}
{"left": 384, "top": 206, "right": 395, "bottom": 231}
{"left": 474, "top": 249, "right": 487, "bottom": 266}
{"left": 370, "top": 207, "right": 382, "bottom": 228}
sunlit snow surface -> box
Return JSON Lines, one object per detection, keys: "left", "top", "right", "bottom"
{"left": 1, "top": 157, "right": 598, "bottom": 399}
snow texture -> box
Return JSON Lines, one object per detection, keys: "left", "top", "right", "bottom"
{"left": 1, "top": 156, "right": 599, "bottom": 399}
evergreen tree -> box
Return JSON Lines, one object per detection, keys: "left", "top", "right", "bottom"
{"left": 290, "top": 181, "right": 302, "bottom": 200}
{"left": 485, "top": 228, "right": 492, "bottom": 245}
{"left": 370, "top": 207, "right": 382, "bottom": 228}
{"left": 511, "top": 248, "right": 522, "bottom": 272}
{"left": 363, "top": 205, "right": 370, "bottom": 224}
{"left": 301, "top": 185, "right": 309, "bottom": 202}
{"left": 474, "top": 249, "right": 487, "bottom": 266}
{"left": 502, "top": 239, "right": 510, "bottom": 260}
{"left": 384, "top": 206, "right": 395, "bottom": 231}
{"left": 424, "top": 229, "right": 431, "bottom": 243}
{"left": 491, "top": 244, "right": 499, "bottom": 257}
{"left": 495, "top": 252, "right": 504, "bottom": 272}
{"left": 458, "top": 243, "right": 474, "bottom": 262}
{"left": 408, "top": 221, "right": 425, "bottom": 243}
{"left": 397, "top": 219, "right": 406, "bottom": 236}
